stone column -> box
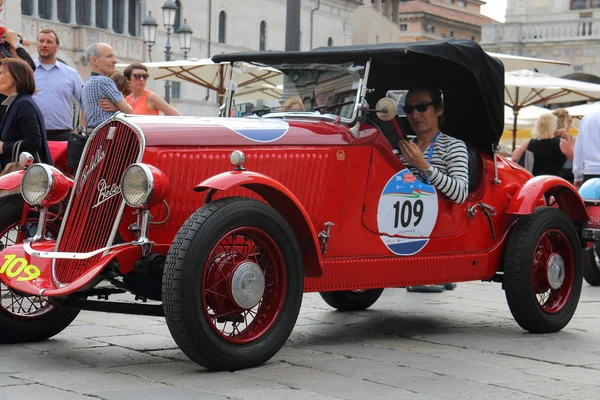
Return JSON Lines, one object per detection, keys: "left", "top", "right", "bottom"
{"left": 373, "top": 0, "right": 382, "bottom": 12}
{"left": 123, "top": 0, "right": 129, "bottom": 35}
{"left": 107, "top": 0, "right": 113, "bottom": 31}
{"left": 391, "top": 0, "right": 398, "bottom": 24}
{"left": 90, "top": 0, "right": 96, "bottom": 27}
{"left": 51, "top": 0, "right": 58, "bottom": 21}
{"left": 32, "top": 0, "right": 40, "bottom": 18}
{"left": 384, "top": 0, "right": 391, "bottom": 18}
{"left": 70, "top": 0, "right": 77, "bottom": 24}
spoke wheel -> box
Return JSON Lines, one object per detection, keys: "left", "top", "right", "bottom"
{"left": 202, "top": 226, "right": 286, "bottom": 344}
{"left": 163, "top": 197, "right": 303, "bottom": 371}
{"left": 0, "top": 194, "right": 79, "bottom": 343}
{"left": 504, "top": 207, "right": 582, "bottom": 333}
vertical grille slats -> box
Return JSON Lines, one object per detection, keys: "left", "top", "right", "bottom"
{"left": 55, "top": 122, "right": 143, "bottom": 284}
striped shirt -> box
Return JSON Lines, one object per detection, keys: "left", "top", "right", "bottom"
{"left": 399, "top": 132, "right": 469, "bottom": 204}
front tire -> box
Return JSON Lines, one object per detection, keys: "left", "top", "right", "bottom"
{"left": 163, "top": 197, "right": 304, "bottom": 371}
{"left": 503, "top": 207, "right": 582, "bottom": 333}
{"left": 320, "top": 289, "right": 384, "bottom": 311}
{"left": 0, "top": 195, "right": 79, "bottom": 343}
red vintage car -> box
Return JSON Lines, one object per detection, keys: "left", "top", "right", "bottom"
{"left": 0, "top": 39, "right": 589, "bottom": 371}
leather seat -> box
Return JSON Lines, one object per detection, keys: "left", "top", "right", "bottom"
{"left": 466, "top": 146, "right": 480, "bottom": 193}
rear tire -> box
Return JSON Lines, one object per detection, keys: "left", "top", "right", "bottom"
{"left": 319, "top": 289, "right": 384, "bottom": 311}
{"left": 583, "top": 245, "right": 600, "bottom": 286}
{"left": 503, "top": 207, "right": 582, "bottom": 333}
{"left": 0, "top": 195, "right": 79, "bottom": 343}
{"left": 163, "top": 197, "right": 303, "bottom": 371}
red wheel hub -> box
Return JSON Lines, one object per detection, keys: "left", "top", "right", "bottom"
{"left": 531, "top": 229, "right": 574, "bottom": 314}
{"left": 202, "top": 227, "right": 286, "bottom": 344}
{"left": 0, "top": 218, "right": 58, "bottom": 319}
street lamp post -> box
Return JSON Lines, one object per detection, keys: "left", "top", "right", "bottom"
{"left": 161, "top": 0, "right": 177, "bottom": 104}
{"left": 141, "top": 0, "right": 193, "bottom": 104}
{"left": 178, "top": 19, "right": 193, "bottom": 60}
{"left": 141, "top": 12, "right": 158, "bottom": 62}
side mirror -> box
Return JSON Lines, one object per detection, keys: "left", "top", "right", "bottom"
{"left": 18, "top": 152, "right": 35, "bottom": 168}
{"left": 375, "top": 98, "right": 397, "bottom": 121}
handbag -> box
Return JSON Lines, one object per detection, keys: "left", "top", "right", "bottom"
{"left": 518, "top": 149, "right": 535, "bottom": 173}
{"left": 0, "top": 140, "right": 40, "bottom": 177}
{"left": 66, "top": 132, "right": 89, "bottom": 170}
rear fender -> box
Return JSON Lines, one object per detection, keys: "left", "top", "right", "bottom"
{"left": 506, "top": 176, "right": 588, "bottom": 221}
{"left": 195, "top": 171, "right": 323, "bottom": 277}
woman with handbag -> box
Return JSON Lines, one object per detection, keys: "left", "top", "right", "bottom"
{"left": 0, "top": 58, "right": 51, "bottom": 170}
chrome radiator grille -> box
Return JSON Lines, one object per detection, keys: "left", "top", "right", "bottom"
{"left": 54, "top": 121, "right": 144, "bottom": 284}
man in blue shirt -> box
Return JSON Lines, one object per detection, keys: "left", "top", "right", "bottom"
{"left": 33, "top": 29, "right": 84, "bottom": 141}
{"left": 81, "top": 42, "right": 133, "bottom": 130}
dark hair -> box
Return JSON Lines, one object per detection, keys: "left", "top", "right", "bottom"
{"left": 110, "top": 72, "right": 131, "bottom": 96}
{"left": 123, "top": 63, "right": 148, "bottom": 80}
{"left": 406, "top": 88, "right": 444, "bottom": 111}
{"left": 38, "top": 29, "right": 60, "bottom": 45}
{"left": 1, "top": 58, "right": 35, "bottom": 95}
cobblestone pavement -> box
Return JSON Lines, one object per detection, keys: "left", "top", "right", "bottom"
{"left": 2, "top": 282, "right": 600, "bottom": 399}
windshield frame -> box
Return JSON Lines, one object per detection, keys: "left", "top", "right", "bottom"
{"left": 222, "top": 61, "right": 370, "bottom": 125}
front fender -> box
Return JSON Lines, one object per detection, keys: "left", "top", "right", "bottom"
{"left": 195, "top": 171, "right": 323, "bottom": 277}
{"left": 0, "top": 169, "right": 25, "bottom": 192}
{"left": 506, "top": 175, "right": 588, "bottom": 221}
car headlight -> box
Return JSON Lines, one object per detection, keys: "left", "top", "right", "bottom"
{"left": 120, "top": 163, "right": 169, "bottom": 208}
{"left": 21, "top": 164, "right": 70, "bottom": 206}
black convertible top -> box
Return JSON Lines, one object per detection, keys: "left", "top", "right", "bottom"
{"left": 214, "top": 39, "right": 504, "bottom": 153}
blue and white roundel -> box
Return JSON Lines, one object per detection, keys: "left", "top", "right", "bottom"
{"left": 377, "top": 169, "right": 438, "bottom": 256}
{"left": 219, "top": 119, "right": 289, "bottom": 143}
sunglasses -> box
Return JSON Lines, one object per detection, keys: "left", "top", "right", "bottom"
{"left": 132, "top": 73, "right": 150, "bottom": 80}
{"left": 402, "top": 102, "right": 435, "bottom": 114}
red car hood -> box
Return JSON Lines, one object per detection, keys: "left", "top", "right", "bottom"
{"left": 122, "top": 115, "right": 353, "bottom": 147}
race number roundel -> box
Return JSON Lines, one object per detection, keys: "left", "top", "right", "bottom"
{"left": 377, "top": 169, "right": 438, "bottom": 255}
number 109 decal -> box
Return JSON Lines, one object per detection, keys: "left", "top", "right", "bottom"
{"left": 377, "top": 169, "right": 438, "bottom": 255}
{"left": 0, "top": 254, "right": 41, "bottom": 282}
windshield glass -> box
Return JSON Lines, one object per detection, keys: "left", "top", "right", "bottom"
{"left": 227, "top": 62, "right": 364, "bottom": 121}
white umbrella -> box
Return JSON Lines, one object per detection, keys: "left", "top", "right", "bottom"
{"left": 487, "top": 52, "right": 569, "bottom": 72}
{"left": 503, "top": 105, "right": 549, "bottom": 130}
{"left": 505, "top": 69, "right": 600, "bottom": 149}
{"left": 564, "top": 101, "right": 600, "bottom": 117}
{"left": 115, "top": 59, "right": 283, "bottom": 105}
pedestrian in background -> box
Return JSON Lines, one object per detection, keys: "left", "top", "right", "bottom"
{"left": 0, "top": 58, "right": 51, "bottom": 169}
{"left": 511, "top": 113, "right": 573, "bottom": 177}
{"left": 110, "top": 72, "right": 131, "bottom": 97}
{"left": 552, "top": 108, "right": 576, "bottom": 183}
{"left": 123, "top": 63, "right": 181, "bottom": 116}
{"left": 33, "top": 29, "right": 84, "bottom": 141}
{"left": 573, "top": 108, "right": 600, "bottom": 188}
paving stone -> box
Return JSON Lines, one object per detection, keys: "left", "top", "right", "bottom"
{"left": 47, "top": 346, "right": 169, "bottom": 368}
{"left": 1, "top": 354, "right": 88, "bottom": 374}
{"left": 93, "top": 333, "right": 178, "bottom": 351}
{"left": 0, "top": 345, "right": 40, "bottom": 357}
{"left": 13, "top": 367, "right": 169, "bottom": 394}
{"left": 0, "top": 375, "right": 26, "bottom": 387}
{"left": 239, "top": 363, "right": 415, "bottom": 400}
{"left": 20, "top": 336, "right": 109, "bottom": 351}
{"left": 89, "top": 387, "right": 227, "bottom": 400}
{"left": 0, "top": 383, "right": 94, "bottom": 399}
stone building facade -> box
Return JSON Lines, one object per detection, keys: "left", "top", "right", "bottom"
{"left": 11, "top": 0, "right": 360, "bottom": 116}
{"left": 352, "top": 0, "right": 495, "bottom": 45}
{"left": 480, "top": 0, "right": 600, "bottom": 81}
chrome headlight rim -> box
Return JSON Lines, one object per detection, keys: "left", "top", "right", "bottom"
{"left": 120, "top": 163, "right": 155, "bottom": 208}
{"left": 20, "top": 164, "right": 53, "bottom": 206}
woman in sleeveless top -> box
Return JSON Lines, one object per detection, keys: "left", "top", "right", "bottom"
{"left": 123, "top": 63, "right": 181, "bottom": 116}
{"left": 511, "top": 113, "right": 573, "bottom": 177}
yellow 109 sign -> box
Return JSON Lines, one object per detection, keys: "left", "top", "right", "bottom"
{"left": 0, "top": 254, "right": 41, "bottom": 282}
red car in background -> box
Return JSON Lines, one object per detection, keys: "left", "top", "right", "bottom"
{"left": 0, "top": 39, "right": 588, "bottom": 371}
